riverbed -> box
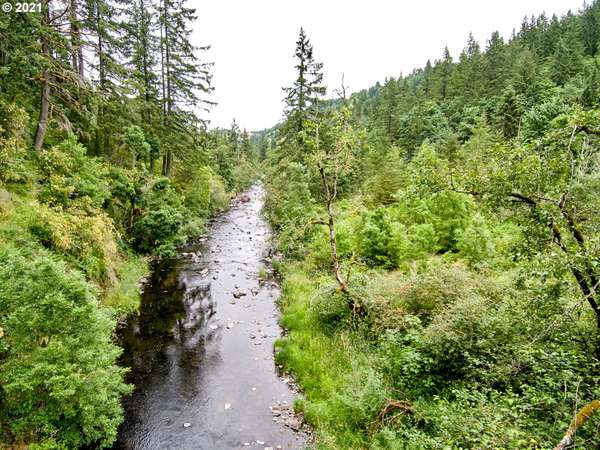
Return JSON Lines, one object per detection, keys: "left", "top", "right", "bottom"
{"left": 114, "top": 184, "right": 307, "bottom": 450}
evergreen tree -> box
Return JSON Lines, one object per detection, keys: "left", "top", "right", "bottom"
{"left": 540, "top": 14, "right": 561, "bottom": 57}
{"left": 373, "top": 77, "right": 401, "bottom": 144}
{"left": 582, "top": 61, "right": 600, "bottom": 107}
{"left": 551, "top": 33, "right": 584, "bottom": 85}
{"left": 453, "top": 33, "right": 484, "bottom": 100}
{"left": 229, "top": 118, "right": 240, "bottom": 156}
{"left": 494, "top": 85, "right": 523, "bottom": 139}
{"left": 581, "top": 1, "right": 600, "bottom": 56}
{"left": 122, "top": 0, "right": 160, "bottom": 124}
{"left": 158, "top": 0, "right": 213, "bottom": 175}
{"left": 483, "top": 31, "right": 508, "bottom": 94}
{"left": 438, "top": 46, "right": 453, "bottom": 99}
{"left": 421, "top": 60, "right": 433, "bottom": 97}
{"left": 512, "top": 48, "right": 543, "bottom": 105}
{"left": 282, "top": 28, "right": 326, "bottom": 135}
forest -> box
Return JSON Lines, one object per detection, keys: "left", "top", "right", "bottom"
{"left": 1, "top": 0, "right": 600, "bottom": 449}
{"left": 263, "top": 5, "right": 600, "bottom": 450}
{"left": 0, "top": 0, "right": 257, "bottom": 447}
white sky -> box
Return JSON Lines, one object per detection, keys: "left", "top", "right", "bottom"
{"left": 191, "top": 0, "right": 585, "bottom": 131}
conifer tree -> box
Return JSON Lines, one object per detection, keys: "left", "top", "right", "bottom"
{"left": 438, "top": 46, "right": 453, "bottom": 99}
{"left": 582, "top": 61, "right": 600, "bottom": 107}
{"left": 495, "top": 85, "right": 523, "bottom": 139}
{"left": 373, "top": 77, "right": 400, "bottom": 144}
{"left": 483, "top": 31, "right": 508, "bottom": 94}
{"left": 581, "top": 1, "right": 600, "bottom": 56}
{"left": 282, "top": 28, "right": 326, "bottom": 136}
{"left": 512, "top": 48, "right": 543, "bottom": 105}
{"left": 158, "top": 0, "right": 213, "bottom": 175}
{"left": 453, "top": 33, "right": 483, "bottom": 100}
{"left": 421, "top": 60, "right": 433, "bottom": 96}
{"left": 122, "top": 0, "right": 160, "bottom": 124}
{"left": 551, "top": 32, "right": 584, "bottom": 85}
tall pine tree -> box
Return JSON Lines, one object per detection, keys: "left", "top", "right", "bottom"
{"left": 282, "top": 28, "right": 325, "bottom": 138}
{"left": 158, "top": 0, "right": 213, "bottom": 175}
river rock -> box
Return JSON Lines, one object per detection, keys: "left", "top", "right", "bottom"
{"left": 287, "top": 418, "right": 301, "bottom": 431}
{"left": 233, "top": 289, "right": 247, "bottom": 298}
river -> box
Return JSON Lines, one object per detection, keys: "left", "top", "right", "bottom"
{"left": 114, "top": 184, "right": 307, "bottom": 450}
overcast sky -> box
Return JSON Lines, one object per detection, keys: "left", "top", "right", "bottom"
{"left": 191, "top": 0, "right": 585, "bottom": 131}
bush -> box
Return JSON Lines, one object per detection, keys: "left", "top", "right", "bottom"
{"left": 122, "top": 125, "right": 151, "bottom": 168}
{"left": 0, "top": 243, "right": 131, "bottom": 448}
{"left": 38, "top": 134, "right": 110, "bottom": 210}
{"left": 310, "top": 283, "right": 353, "bottom": 328}
{"left": 263, "top": 161, "right": 317, "bottom": 256}
{"left": 131, "top": 177, "right": 187, "bottom": 255}
{"left": 356, "top": 207, "right": 400, "bottom": 268}
{"left": 182, "top": 165, "right": 229, "bottom": 216}
{"left": 456, "top": 212, "right": 495, "bottom": 266}
{"left": 362, "top": 150, "right": 406, "bottom": 206}
{"left": 28, "top": 204, "right": 120, "bottom": 285}
{"left": 355, "top": 191, "right": 474, "bottom": 268}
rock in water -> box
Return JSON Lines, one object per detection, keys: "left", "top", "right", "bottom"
{"left": 233, "top": 289, "right": 247, "bottom": 299}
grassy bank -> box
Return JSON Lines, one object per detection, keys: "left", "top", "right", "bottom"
{"left": 275, "top": 261, "right": 379, "bottom": 449}
{"left": 274, "top": 253, "right": 600, "bottom": 449}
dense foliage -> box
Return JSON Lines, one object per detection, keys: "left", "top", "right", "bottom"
{"left": 266, "top": 5, "right": 600, "bottom": 449}
{"left": 0, "top": 0, "right": 258, "bottom": 447}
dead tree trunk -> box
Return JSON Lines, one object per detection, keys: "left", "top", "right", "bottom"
{"left": 319, "top": 165, "right": 349, "bottom": 294}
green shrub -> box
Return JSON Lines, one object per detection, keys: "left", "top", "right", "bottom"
{"left": 0, "top": 243, "right": 131, "bottom": 448}
{"left": 232, "top": 158, "right": 259, "bottom": 192}
{"left": 102, "top": 252, "right": 148, "bottom": 314}
{"left": 104, "top": 166, "right": 140, "bottom": 234}
{"left": 310, "top": 283, "right": 353, "bottom": 328}
{"left": 122, "top": 125, "right": 151, "bottom": 168}
{"left": 456, "top": 212, "right": 495, "bottom": 266}
{"left": 263, "top": 161, "right": 317, "bottom": 255}
{"left": 182, "top": 165, "right": 229, "bottom": 216}
{"left": 131, "top": 177, "right": 187, "bottom": 255}
{"left": 28, "top": 204, "right": 120, "bottom": 285}
{"left": 38, "top": 134, "right": 110, "bottom": 210}
{"left": 362, "top": 150, "right": 406, "bottom": 206}
{"left": 356, "top": 207, "right": 400, "bottom": 268}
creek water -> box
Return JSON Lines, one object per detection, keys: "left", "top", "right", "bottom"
{"left": 114, "top": 184, "right": 307, "bottom": 450}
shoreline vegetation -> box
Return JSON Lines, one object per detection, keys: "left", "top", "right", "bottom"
{"left": 0, "top": 0, "right": 262, "bottom": 444}
{"left": 0, "top": 130, "right": 258, "bottom": 448}
{"left": 263, "top": 6, "right": 600, "bottom": 449}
